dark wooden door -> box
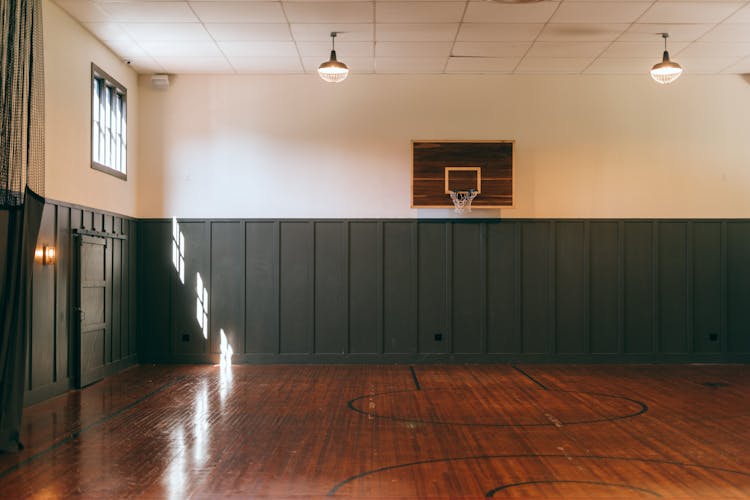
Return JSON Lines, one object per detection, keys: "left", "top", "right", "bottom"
{"left": 76, "top": 235, "right": 108, "bottom": 388}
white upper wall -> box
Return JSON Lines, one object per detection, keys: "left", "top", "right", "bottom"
{"left": 138, "top": 72, "right": 750, "bottom": 219}
{"left": 44, "top": 0, "right": 139, "bottom": 217}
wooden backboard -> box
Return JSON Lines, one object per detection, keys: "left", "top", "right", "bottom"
{"left": 412, "top": 141, "right": 514, "bottom": 209}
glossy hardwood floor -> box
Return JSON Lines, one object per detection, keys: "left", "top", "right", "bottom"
{"left": 1, "top": 364, "right": 749, "bottom": 498}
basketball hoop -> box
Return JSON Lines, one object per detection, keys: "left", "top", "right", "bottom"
{"left": 449, "top": 189, "right": 478, "bottom": 213}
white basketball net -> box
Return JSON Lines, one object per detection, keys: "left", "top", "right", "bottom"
{"left": 449, "top": 189, "right": 479, "bottom": 213}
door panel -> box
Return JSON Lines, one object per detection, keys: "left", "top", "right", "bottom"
{"left": 77, "top": 235, "right": 107, "bottom": 388}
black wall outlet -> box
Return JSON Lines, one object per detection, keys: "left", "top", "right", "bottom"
{"left": 434, "top": 333, "right": 443, "bottom": 341}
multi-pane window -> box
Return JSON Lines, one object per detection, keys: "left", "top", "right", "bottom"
{"left": 91, "top": 64, "right": 127, "bottom": 178}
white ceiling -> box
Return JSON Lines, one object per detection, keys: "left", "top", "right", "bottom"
{"left": 55, "top": 0, "right": 750, "bottom": 75}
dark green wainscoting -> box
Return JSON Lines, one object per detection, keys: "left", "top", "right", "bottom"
{"left": 18, "top": 200, "right": 138, "bottom": 405}
{"left": 138, "top": 219, "right": 750, "bottom": 364}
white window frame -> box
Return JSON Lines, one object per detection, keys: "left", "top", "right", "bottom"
{"left": 91, "top": 63, "right": 127, "bottom": 179}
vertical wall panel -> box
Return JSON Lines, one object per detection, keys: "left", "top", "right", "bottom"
{"left": 211, "top": 222, "right": 245, "bottom": 355}
{"left": 452, "top": 223, "right": 483, "bottom": 354}
{"left": 171, "top": 222, "right": 209, "bottom": 356}
{"left": 418, "top": 222, "right": 447, "bottom": 354}
{"left": 349, "top": 222, "right": 380, "bottom": 354}
{"left": 521, "top": 222, "right": 549, "bottom": 354}
{"left": 315, "top": 222, "right": 348, "bottom": 354}
{"left": 280, "top": 222, "right": 314, "bottom": 354}
{"left": 383, "top": 222, "right": 417, "bottom": 354}
{"left": 624, "top": 222, "right": 653, "bottom": 354}
{"left": 487, "top": 222, "right": 518, "bottom": 353}
{"left": 55, "top": 206, "right": 70, "bottom": 382}
{"left": 128, "top": 220, "right": 138, "bottom": 358}
{"left": 111, "top": 235, "right": 122, "bottom": 362}
{"left": 31, "top": 204, "right": 56, "bottom": 390}
{"left": 246, "top": 222, "right": 279, "bottom": 354}
{"left": 727, "top": 222, "right": 750, "bottom": 353}
{"left": 139, "top": 221, "right": 172, "bottom": 360}
{"left": 659, "top": 223, "right": 688, "bottom": 353}
{"left": 589, "top": 222, "right": 619, "bottom": 354}
{"left": 693, "top": 223, "right": 722, "bottom": 353}
{"left": 121, "top": 220, "right": 131, "bottom": 358}
{"left": 555, "top": 222, "right": 585, "bottom": 354}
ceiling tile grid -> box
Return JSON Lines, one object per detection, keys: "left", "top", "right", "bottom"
{"left": 56, "top": 0, "right": 750, "bottom": 75}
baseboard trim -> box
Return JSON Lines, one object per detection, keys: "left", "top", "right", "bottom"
{"left": 140, "top": 352, "right": 750, "bottom": 365}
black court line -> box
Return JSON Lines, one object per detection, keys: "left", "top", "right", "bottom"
{"left": 409, "top": 366, "right": 421, "bottom": 391}
{"left": 326, "top": 454, "right": 750, "bottom": 496}
{"left": 485, "top": 480, "right": 662, "bottom": 497}
{"left": 347, "top": 388, "right": 647, "bottom": 427}
{"left": 512, "top": 365, "right": 548, "bottom": 391}
{"left": 0, "top": 376, "right": 186, "bottom": 479}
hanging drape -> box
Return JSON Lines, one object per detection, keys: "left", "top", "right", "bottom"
{"left": 0, "top": 0, "right": 45, "bottom": 453}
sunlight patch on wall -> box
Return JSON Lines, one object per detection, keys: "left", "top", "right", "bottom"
{"left": 171, "top": 217, "right": 185, "bottom": 284}
{"left": 196, "top": 272, "right": 208, "bottom": 339}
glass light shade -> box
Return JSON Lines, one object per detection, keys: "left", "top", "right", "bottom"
{"left": 318, "top": 50, "right": 349, "bottom": 83}
{"left": 651, "top": 51, "right": 682, "bottom": 84}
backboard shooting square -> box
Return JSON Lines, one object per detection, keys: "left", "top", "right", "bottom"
{"left": 412, "top": 141, "right": 514, "bottom": 209}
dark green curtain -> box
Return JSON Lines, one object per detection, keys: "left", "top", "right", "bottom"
{"left": 0, "top": 0, "right": 45, "bottom": 453}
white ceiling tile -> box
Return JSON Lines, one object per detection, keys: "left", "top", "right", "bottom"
{"left": 122, "top": 23, "right": 213, "bottom": 41}
{"left": 376, "top": 23, "right": 458, "bottom": 41}
{"left": 54, "top": 0, "right": 110, "bottom": 22}
{"left": 376, "top": 41, "right": 452, "bottom": 56}
{"left": 678, "top": 41, "right": 750, "bottom": 58}
{"left": 298, "top": 41, "right": 374, "bottom": 57}
{"left": 229, "top": 57, "right": 304, "bottom": 73}
{"left": 284, "top": 2, "right": 374, "bottom": 23}
{"left": 452, "top": 42, "right": 530, "bottom": 57}
{"left": 375, "top": 56, "right": 446, "bottom": 72}
{"left": 456, "top": 23, "right": 544, "bottom": 42}
{"left": 376, "top": 2, "right": 464, "bottom": 23}
{"left": 190, "top": 2, "right": 286, "bottom": 23}
{"left": 463, "top": 2, "right": 558, "bottom": 24}
{"left": 602, "top": 41, "right": 689, "bottom": 58}
{"left": 701, "top": 24, "right": 750, "bottom": 42}
{"left": 677, "top": 56, "right": 741, "bottom": 73}
{"left": 538, "top": 23, "right": 628, "bottom": 41}
{"left": 302, "top": 57, "right": 375, "bottom": 73}
{"left": 141, "top": 41, "right": 224, "bottom": 57}
{"left": 725, "top": 4, "right": 750, "bottom": 23}
{"left": 639, "top": 3, "right": 743, "bottom": 24}
{"left": 104, "top": 39, "right": 149, "bottom": 58}
{"left": 445, "top": 57, "right": 519, "bottom": 73}
{"left": 526, "top": 41, "right": 608, "bottom": 58}
{"left": 156, "top": 56, "right": 235, "bottom": 73}
{"left": 83, "top": 22, "right": 132, "bottom": 41}
{"left": 218, "top": 41, "right": 300, "bottom": 57}
{"left": 290, "top": 23, "right": 374, "bottom": 41}
{"left": 721, "top": 56, "right": 750, "bottom": 73}
{"left": 515, "top": 57, "right": 594, "bottom": 73}
{"left": 204, "top": 23, "right": 292, "bottom": 41}
{"left": 550, "top": 2, "right": 651, "bottom": 24}
{"left": 620, "top": 23, "right": 714, "bottom": 42}
{"left": 584, "top": 58, "right": 654, "bottom": 75}
{"left": 100, "top": 2, "right": 198, "bottom": 22}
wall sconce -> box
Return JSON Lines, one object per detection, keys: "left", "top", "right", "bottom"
{"left": 35, "top": 245, "right": 56, "bottom": 266}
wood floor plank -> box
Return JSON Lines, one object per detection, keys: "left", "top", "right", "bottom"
{"left": 1, "top": 364, "right": 748, "bottom": 498}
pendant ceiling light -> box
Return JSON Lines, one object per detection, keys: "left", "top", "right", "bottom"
{"left": 318, "top": 32, "right": 349, "bottom": 83}
{"left": 650, "top": 33, "right": 683, "bottom": 84}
